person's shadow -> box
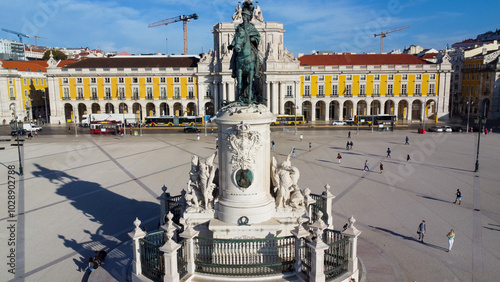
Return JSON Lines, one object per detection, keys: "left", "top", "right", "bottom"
{"left": 32, "top": 164, "right": 159, "bottom": 281}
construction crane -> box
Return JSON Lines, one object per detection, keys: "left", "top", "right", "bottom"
{"left": 148, "top": 13, "right": 199, "bottom": 55}
{"left": 374, "top": 26, "right": 410, "bottom": 54}
{"left": 33, "top": 35, "right": 48, "bottom": 48}
{"left": 1, "top": 28, "right": 30, "bottom": 43}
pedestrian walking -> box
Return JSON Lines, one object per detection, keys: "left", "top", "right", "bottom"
{"left": 216, "top": 137, "right": 219, "bottom": 149}
{"left": 386, "top": 147, "right": 391, "bottom": 158}
{"left": 68, "top": 126, "right": 71, "bottom": 134}
{"left": 299, "top": 134, "right": 303, "bottom": 142}
{"left": 405, "top": 136, "right": 409, "bottom": 145}
{"left": 454, "top": 189, "right": 462, "bottom": 205}
{"left": 197, "top": 134, "right": 200, "bottom": 141}
{"left": 337, "top": 153, "right": 342, "bottom": 164}
{"left": 406, "top": 154, "right": 411, "bottom": 165}
{"left": 485, "top": 128, "right": 488, "bottom": 135}
{"left": 379, "top": 162, "right": 383, "bottom": 174}
{"left": 446, "top": 229, "right": 455, "bottom": 252}
{"left": 35, "top": 131, "right": 38, "bottom": 137}
{"left": 271, "top": 140, "right": 275, "bottom": 150}
{"left": 363, "top": 160, "right": 370, "bottom": 171}
{"left": 292, "top": 147, "right": 296, "bottom": 158}
{"left": 28, "top": 132, "right": 32, "bottom": 140}
{"left": 346, "top": 141, "right": 350, "bottom": 150}
{"left": 308, "top": 142, "right": 312, "bottom": 152}
{"left": 417, "top": 220, "right": 426, "bottom": 242}
{"left": 348, "top": 131, "right": 351, "bottom": 138}
{"left": 349, "top": 141, "right": 353, "bottom": 150}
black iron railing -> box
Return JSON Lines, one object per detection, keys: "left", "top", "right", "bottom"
{"left": 323, "top": 230, "right": 349, "bottom": 281}
{"left": 193, "top": 236, "right": 295, "bottom": 276}
{"left": 139, "top": 237, "right": 164, "bottom": 281}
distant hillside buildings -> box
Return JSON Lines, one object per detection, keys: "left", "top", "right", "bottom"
{"left": 0, "top": 21, "right": 498, "bottom": 124}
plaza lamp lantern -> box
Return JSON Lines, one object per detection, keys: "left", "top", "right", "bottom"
{"left": 474, "top": 116, "right": 487, "bottom": 172}
{"left": 10, "top": 118, "right": 23, "bottom": 175}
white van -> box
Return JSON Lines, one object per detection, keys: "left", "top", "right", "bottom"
{"left": 23, "top": 123, "right": 43, "bottom": 132}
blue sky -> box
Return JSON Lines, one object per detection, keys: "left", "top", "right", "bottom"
{"left": 1, "top": 0, "right": 498, "bottom": 56}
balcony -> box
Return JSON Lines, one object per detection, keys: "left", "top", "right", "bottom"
{"left": 317, "top": 94, "right": 325, "bottom": 98}
{"left": 400, "top": 93, "right": 408, "bottom": 97}
{"left": 133, "top": 95, "right": 139, "bottom": 100}
{"left": 160, "top": 95, "right": 167, "bottom": 99}
{"left": 427, "top": 93, "right": 436, "bottom": 97}
{"left": 174, "top": 95, "right": 181, "bottom": 100}
{"left": 91, "top": 96, "right": 99, "bottom": 100}
{"left": 414, "top": 93, "right": 422, "bottom": 97}
{"left": 331, "top": 93, "right": 339, "bottom": 98}
{"left": 188, "top": 95, "right": 195, "bottom": 99}
{"left": 10, "top": 96, "right": 16, "bottom": 100}
{"left": 285, "top": 94, "right": 294, "bottom": 98}
{"left": 359, "top": 93, "right": 366, "bottom": 97}
{"left": 104, "top": 96, "right": 112, "bottom": 100}
{"left": 372, "top": 93, "right": 380, "bottom": 97}
{"left": 62, "top": 96, "right": 71, "bottom": 100}
{"left": 344, "top": 93, "right": 353, "bottom": 98}
{"left": 386, "top": 93, "right": 394, "bottom": 97}
{"left": 146, "top": 96, "right": 154, "bottom": 100}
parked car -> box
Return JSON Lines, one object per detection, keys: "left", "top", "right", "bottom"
{"left": 427, "top": 126, "right": 443, "bottom": 132}
{"left": 23, "top": 123, "right": 42, "bottom": 132}
{"left": 451, "top": 126, "right": 463, "bottom": 132}
{"left": 345, "top": 117, "right": 354, "bottom": 125}
{"left": 443, "top": 126, "right": 453, "bottom": 132}
{"left": 183, "top": 126, "right": 201, "bottom": 133}
{"left": 331, "top": 120, "right": 346, "bottom": 126}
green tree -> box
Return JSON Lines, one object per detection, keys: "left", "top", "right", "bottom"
{"left": 42, "top": 49, "right": 67, "bottom": 60}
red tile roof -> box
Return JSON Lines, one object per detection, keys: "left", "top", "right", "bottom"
{"left": 298, "top": 54, "right": 430, "bottom": 66}
{"left": 1, "top": 60, "right": 48, "bottom": 72}
{"left": 421, "top": 53, "right": 438, "bottom": 59}
{"left": 64, "top": 57, "right": 200, "bottom": 69}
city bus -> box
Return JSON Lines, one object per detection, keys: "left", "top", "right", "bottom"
{"left": 354, "top": 114, "right": 396, "bottom": 125}
{"left": 144, "top": 116, "right": 204, "bottom": 127}
{"left": 271, "top": 115, "right": 305, "bottom": 126}
{"left": 90, "top": 121, "right": 122, "bottom": 134}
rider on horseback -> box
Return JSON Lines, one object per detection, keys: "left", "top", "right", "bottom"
{"left": 228, "top": 0, "right": 262, "bottom": 103}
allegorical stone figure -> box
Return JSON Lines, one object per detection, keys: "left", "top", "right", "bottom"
{"left": 228, "top": 0, "right": 262, "bottom": 104}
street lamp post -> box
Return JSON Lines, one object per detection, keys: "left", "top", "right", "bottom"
{"left": 10, "top": 117, "right": 23, "bottom": 175}
{"left": 371, "top": 96, "right": 374, "bottom": 133}
{"left": 474, "top": 115, "right": 486, "bottom": 172}
{"left": 466, "top": 93, "right": 472, "bottom": 133}
{"left": 43, "top": 91, "right": 49, "bottom": 124}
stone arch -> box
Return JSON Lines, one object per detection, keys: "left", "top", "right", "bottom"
{"left": 425, "top": 99, "right": 436, "bottom": 119}
{"left": 64, "top": 103, "right": 73, "bottom": 123}
{"left": 343, "top": 100, "right": 353, "bottom": 120}
{"left": 356, "top": 100, "right": 367, "bottom": 116}
{"left": 146, "top": 102, "right": 156, "bottom": 117}
{"left": 398, "top": 100, "right": 409, "bottom": 121}
{"left": 91, "top": 103, "right": 100, "bottom": 114}
{"left": 370, "top": 100, "right": 381, "bottom": 115}
{"left": 133, "top": 103, "right": 142, "bottom": 120}
{"left": 159, "top": 102, "right": 169, "bottom": 116}
{"left": 104, "top": 103, "right": 114, "bottom": 114}
{"left": 412, "top": 100, "right": 422, "bottom": 120}
{"left": 284, "top": 101, "right": 295, "bottom": 115}
{"left": 384, "top": 100, "right": 395, "bottom": 115}
{"left": 186, "top": 102, "right": 197, "bottom": 116}
{"left": 77, "top": 103, "right": 87, "bottom": 122}
{"left": 315, "top": 100, "right": 325, "bottom": 120}
{"left": 329, "top": 101, "right": 340, "bottom": 120}
{"left": 302, "top": 101, "right": 312, "bottom": 122}
{"left": 173, "top": 102, "right": 183, "bottom": 116}
{"left": 118, "top": 102, "right": 128, "bottom": 114}
{"left": 205, "top": 102, "right": 215, "bottom": 116}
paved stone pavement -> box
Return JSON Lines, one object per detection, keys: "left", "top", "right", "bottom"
{"left": 1, "top": 128, "right": 499, "bottom": 281}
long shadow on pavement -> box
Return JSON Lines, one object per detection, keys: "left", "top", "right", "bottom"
{"left": 31, "top": 164, "right": 159, "bottom": 282}
{"left": 417, "top": 195, "right": 452, "bottom": 204}
{"left": 369, "top": 225, "right": 448, "bottom": 252}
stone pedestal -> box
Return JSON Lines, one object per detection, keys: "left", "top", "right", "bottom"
{"left": 214, "top": 103, "right": 276, "bottom": 225}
